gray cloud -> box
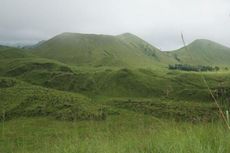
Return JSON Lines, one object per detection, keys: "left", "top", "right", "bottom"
{"left": 0, "top": 0, "right": 230, "bottom": 50}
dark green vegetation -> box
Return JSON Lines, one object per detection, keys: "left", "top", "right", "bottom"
{"left": 1, "top": 32, "right": 230, "bottom": 152}
{"left": 109, "top": 98, "right": 219, "bottom": 122}
{"left": 0, "top": 77, "right": 106, "bottom": 121}
{"left": 168, "top": 64, "right": 220, "bottom": 72}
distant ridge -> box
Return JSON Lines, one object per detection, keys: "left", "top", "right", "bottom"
{"left": 32, "top": 32, "right": 172, "bottom": 67}
{"left": 2, "top": 32, "right": 230, "bottom": 67}
{"left": 0, "top": 45, "right": 33, "bottom": 59}
{"left": 167, "top": 39, "right": 230, "bottom": 66}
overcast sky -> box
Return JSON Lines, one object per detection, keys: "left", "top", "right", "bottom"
{"left": 0, "top": 0, "right": 230, "bottom": 50}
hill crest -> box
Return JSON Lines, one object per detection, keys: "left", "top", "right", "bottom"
{"left": 32, "top": 32, "right": 170, "bottom": 67}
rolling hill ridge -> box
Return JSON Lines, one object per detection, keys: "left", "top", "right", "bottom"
{"left": 31, "top": 33, "right": 230, "bottom": 67}
{"left": 167, "top": 39, "right": 230, "bottom": 66}
{"left": 32, "top": 32, "right": 174, "bottom": 68}
{"left": 2, "top": 33, "right": 230, "bottom": 67}
{"left": 1, "top": 32, "right": 230, "bottom": 123}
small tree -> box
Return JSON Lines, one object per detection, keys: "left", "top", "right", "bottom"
{"left": 214, "top": 66, "right": 220, "bottom": 71}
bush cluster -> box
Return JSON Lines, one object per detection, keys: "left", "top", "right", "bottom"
{"left": 168, "top": 64, "right": 220, "bottom": 72}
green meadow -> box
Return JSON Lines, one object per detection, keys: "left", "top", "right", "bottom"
{"left": 1, "top": 116, "right": 230, "bottom": 153}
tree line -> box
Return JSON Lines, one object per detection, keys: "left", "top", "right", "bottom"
{"left": 168, "top": 64, "right": 220, "bottom": 72}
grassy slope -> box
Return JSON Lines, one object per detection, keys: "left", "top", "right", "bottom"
{"left": 0, "top": 77, "right": 106, "bottom": 121}
{"left": 0, "top": 57, "right": 73, "bottom": 76}
{"left": 1, "top": 57, "right": 229, "bottom": 102}
{"left": 0, "top": 53, "right": 107, "bottom": 121}
{"left": 1, "top": 56, "right": 229, "bottom": 122}
{"left": 0, "top": 43, "right": 230, "bottom": 120}
{"left": 167, "top": 39, "right": 230, "bottom": 66}
{"left": 32, "top": 32, "right": 173, "bottom": 68}
{"left": 0, "top": 45, "right": 34, "bottom": 59}
{"left": 1, "top": 56, "right": 230, "bottom": 100}
{"left": 32, "top": 33, "right": 230, "bottom": 68}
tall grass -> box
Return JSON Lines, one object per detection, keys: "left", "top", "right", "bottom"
{"left": 1, "top": 110, "right": 5, "bottom": 139}
{"left": 0, "top": 117, "right": 230, "bottom": 153}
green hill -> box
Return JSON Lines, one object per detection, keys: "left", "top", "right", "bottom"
{"left": 1, "top": 57, "right": 229, "bottom": 103}
{"left": 167, "top": 39, "right": 230, "bottom": 66}
{"left": 32, "top": 32, "right": 173, "bottom": 68}
{"left": 0, "top": 45, "right": 33, "bottom": 59}
{"left": 1, "top": 33, "right": 230, "bottom": 121}
{"left": 1, "top": 33, "right": 230, "bottom": 153}
{"left": 0, "top": 77, "right": 106, "bottom": 121}
{"left": 1, "top": 57, "right": 227, "bottom": 122}
{"left": 25, "top": 33, "right": 230, "bottom": 67}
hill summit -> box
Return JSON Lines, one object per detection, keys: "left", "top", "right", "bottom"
{"left": 32, "top": 32, "right": 172, "bottom": 67}
{"left": 168, "top": 39, "right": 230, "bottom": 66}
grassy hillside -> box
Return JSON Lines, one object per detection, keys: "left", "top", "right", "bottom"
{"left": 167, "top": 39, "right": 230, "bottom": 66}
{"left": 0, "top": 45, "right": 34, "bottom": 59}
{"left": 1, "top": 57, "right": 230, "bottom": 103}
{"left": 1, "top": 33, "right": 230, "bottom": 153}
{"left": 32, "top": 33, "right": 230, "bottom": 67}
{"left": 0, "top": 77, "right": 106, "bottom": 121}
{"left": 32, "top": 32, "right": 173, "bottom": 68}
{"left": 0, "top": 59, "right": 225, "bottom": 123}
{"left": 0, "top": 57, "right": 73, "bottom": 76}
{"left": 1, "top": 36, "right": 230, "bottom": 112}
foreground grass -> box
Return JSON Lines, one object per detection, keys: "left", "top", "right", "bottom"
{"left": 1, "top": 114, "right": 230, "bottom": 153}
